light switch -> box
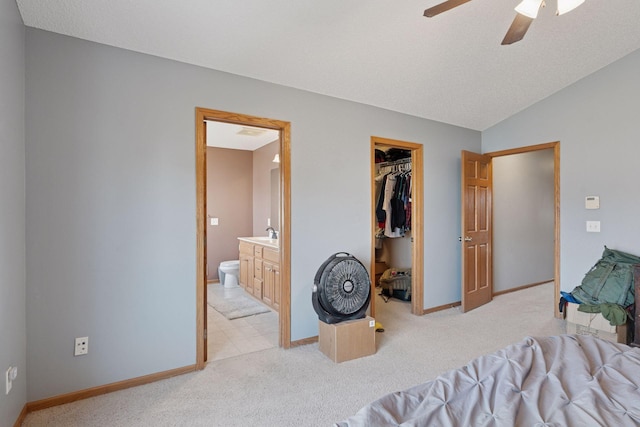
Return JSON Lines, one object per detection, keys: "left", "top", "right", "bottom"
{"left": 210, "top": 217, "right": 219, "bottom": 226}
{"left": 586, "top": 221, "right": 600, "bottom": 233}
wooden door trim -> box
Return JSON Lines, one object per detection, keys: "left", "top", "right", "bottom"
{"left": 195, "top": 108, "right": 292, "bottom": 369}
{"left": 485, "top": 141, "right": 561, "bottom": 318}
{"left": 485, "top": 141, "right": 557, "bottom": 158}
{"left": 370, "top": 136, "right": 424, "bottom": 316}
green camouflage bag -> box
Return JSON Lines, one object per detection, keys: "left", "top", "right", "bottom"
{"left": 571, "top": 246, "right": 640, "bottom": 307}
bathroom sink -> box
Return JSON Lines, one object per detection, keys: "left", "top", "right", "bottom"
{"left": 238, "top": 236, "right": 279, "bottom": 248}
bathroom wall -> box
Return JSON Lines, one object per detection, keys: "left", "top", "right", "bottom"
{"left": 206, "top": 141, "right": 277, "bottom": 281}
{"left": 206, "top": 147, "right": 253, "bottom": 281}
{"left": 252, "top": 140, "right": 279, "bottom": 236}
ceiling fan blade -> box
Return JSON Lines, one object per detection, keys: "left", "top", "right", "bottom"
{"left": 424, "top": 0, "right": 473, "bottom": 17}
{"left": 501, "top": 13, "right": 534, "bottom": 45}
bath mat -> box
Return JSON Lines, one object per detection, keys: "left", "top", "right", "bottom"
{"left": 208, "top": 292, "right": 270, "bottom": 320}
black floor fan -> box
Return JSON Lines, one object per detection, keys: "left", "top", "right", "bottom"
{"left": 312, "top": 252, "right": 371, "bottom": 324}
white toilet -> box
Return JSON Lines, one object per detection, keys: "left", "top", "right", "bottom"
{"left": 218, "top": 260, "right": 240, "bottom": 288}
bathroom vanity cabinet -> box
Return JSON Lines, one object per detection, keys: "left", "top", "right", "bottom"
{"left": 239, "top": 243, "right": 254, "bottom": 294}
{"left": 262, "top": 248, "right": 281, "bottom": 311}
{"left": 238, "top": 238, "right": 280, "bottom": 312}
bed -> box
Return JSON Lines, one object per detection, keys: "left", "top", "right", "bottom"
{"left": 336, "top": 334, "right": 640, "bottom": 426}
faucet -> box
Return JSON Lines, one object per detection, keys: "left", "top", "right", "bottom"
{"left": 266, "top": 227, "right": 278, "bottom": 239}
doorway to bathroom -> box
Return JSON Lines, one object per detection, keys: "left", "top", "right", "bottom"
{"left": 195, "top": 108, "right": 291, "bottom": 368}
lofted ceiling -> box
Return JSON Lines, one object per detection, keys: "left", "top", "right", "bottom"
{"left": 15, "top": 0, "right": 640, "bottom": 131}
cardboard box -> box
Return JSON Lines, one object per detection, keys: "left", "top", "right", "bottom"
{"left": 565, "top": 303, "right": 629, "bottom": 344}
{"left": 374, "top": 262, "right": 388, "bottom": 287}
{"left": 318, "top": 316, "right": 376, "bottom": 363}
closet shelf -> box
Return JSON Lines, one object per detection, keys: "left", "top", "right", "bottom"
{"left": 376, "top": 157, "right": 411, "bottom": 167}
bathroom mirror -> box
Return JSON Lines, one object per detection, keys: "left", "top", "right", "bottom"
{"left": 270, "top": 167, "right": 280, "bottom": 232}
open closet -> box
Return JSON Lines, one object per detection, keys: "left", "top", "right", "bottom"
{"left": 370, "top": 136, "right": 423, "bottom": 317}
{"left": 373, "top": 145, "right": 414, "bottom": 308}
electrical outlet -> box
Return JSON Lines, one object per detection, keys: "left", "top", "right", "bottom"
{"left": 74, "top": 337, "right": 89, "bottom": 356}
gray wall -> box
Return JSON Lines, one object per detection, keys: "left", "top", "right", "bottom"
{"left": 0, "top": 0, "right": 26, "bottom": 424}
{"left": 24, "top": 28, "right": 479, "bottom": 400}
{"left": 206, "top": 147, "right": 253, "bottom": 281}
{"left": 492, "top": 150, "right": 555, "bottom": 293}
{"left": 483, "top": 47, "right": 640, "bottom": 293}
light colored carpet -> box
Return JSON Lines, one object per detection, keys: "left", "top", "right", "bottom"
{"left": 23, "top": 282, "right": 566, "bottom": 427}
{"left": 207, "top": 285, "right": 270, "bottom": 319}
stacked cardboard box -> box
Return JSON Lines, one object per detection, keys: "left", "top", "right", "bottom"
{"left": 318, "top": 316, "right": 376, "bottom": 363}
{"left": 565, "top": 303, "right": 629, "bottom": 344}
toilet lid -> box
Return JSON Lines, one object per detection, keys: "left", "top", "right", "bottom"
{"left": 220, "top": 260, "right": 239, "bottom": 267}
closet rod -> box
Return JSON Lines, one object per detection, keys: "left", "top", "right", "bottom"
{"left": 377, "top": 157, "right": 412, "bottom": 167}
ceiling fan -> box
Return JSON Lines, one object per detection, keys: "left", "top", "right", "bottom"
{"left": 423, "top": 0, "right": 585, "bottom": 45}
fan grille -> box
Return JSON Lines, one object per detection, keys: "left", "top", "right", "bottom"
{"left": 322, "top": 259, "right": 370, "bottom": 315}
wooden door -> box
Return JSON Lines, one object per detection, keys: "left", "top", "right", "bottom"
{"left": 461, "top": 151, "right": 492, "bottom": 312}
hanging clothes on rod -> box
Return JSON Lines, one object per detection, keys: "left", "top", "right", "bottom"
{"left": 375, "top": 158, "right": 412, "bottom": 238}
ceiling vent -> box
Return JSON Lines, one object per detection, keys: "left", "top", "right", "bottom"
{"left": 236, "top": 126, "right": 268, "bottom": 137}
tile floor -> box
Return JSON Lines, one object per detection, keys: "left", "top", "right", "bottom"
{"left": 207, "top": 282, "right": 407, "bottom": 362}
{"left": 207, "top": 282, "right": 279, "bottom": 361}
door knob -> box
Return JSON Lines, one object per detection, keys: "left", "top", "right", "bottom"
{"left": 464, "top": 236, "right": 473, "bottom": 242}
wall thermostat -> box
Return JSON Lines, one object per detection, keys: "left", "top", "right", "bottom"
{"left": 585, "top": 196, "right": 600, "bottom": 210}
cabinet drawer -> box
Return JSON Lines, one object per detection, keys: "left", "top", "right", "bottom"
{"left": 254, "top": 259, "right": 263, "bottom": 279}
{"left": 263, "top": 248, "right": 279, "bottom": 263}
{"left": 254, "top": 245, "right": 263, "bottom": 258}
{"left": 239, "top": 241, "right": 254, "bottom": 255}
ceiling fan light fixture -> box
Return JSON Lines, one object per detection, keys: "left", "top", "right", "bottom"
{"left": 515, "top": 0, "right": 544, "bottom": 19}
{"left": 556, "top": 0, "right": 585, "bottom": 15}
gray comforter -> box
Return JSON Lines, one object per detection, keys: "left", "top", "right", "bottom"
{"left": 336, "top": 335, "right": 640, "bottom": 426}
